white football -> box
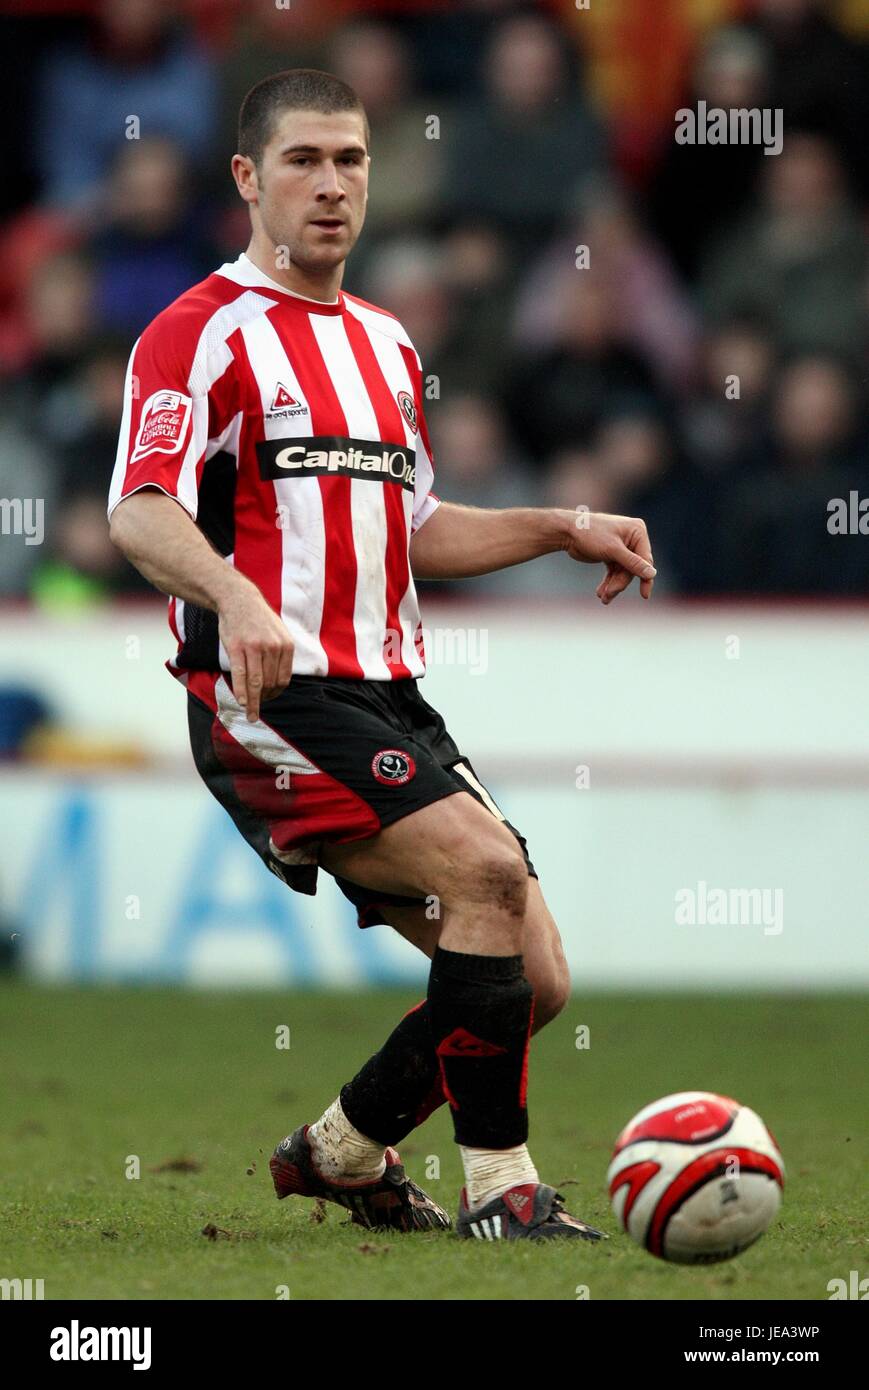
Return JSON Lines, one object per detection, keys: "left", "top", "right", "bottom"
{"left": 607, "top": 1091, "right": 785, "bottom": 1264}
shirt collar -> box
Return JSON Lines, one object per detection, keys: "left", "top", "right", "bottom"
{"left": 218, "top": 252, "right": 342, "bottom": 308}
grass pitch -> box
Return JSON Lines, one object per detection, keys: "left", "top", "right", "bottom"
{"left": 0, "top": 985, "right": 865, "bottom": 1301}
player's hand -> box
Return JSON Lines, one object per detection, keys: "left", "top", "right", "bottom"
{"left": 217, "top": 584, "right": 295, "bottom": 722}
{"left": 563, "top": 511, "right": 656, "bottom": 604}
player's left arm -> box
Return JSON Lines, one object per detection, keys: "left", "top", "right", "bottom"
{"left": 408, "top": 501, "right": 657, "bottom": 604}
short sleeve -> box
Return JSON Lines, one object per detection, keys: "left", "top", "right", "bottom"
{"left": 107, "top": 323, "right": 208, "bottom": 522}
{"left": 408, "top": 366, "right": 440, "bottom": 535}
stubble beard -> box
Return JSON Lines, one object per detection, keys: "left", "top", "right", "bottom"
{"left": 259, "top": 203, "right": 353, "bottom": 280}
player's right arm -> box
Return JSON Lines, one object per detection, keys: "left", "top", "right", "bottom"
{"left": 107, "top": 313, "right": 292, "bottom": 722}
{"left": 109, "top": 490, "right": 293, "bottom": 721}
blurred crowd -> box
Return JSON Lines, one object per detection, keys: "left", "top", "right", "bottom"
{"left": 1, "top": 0, "right": 868, "bottom": 602}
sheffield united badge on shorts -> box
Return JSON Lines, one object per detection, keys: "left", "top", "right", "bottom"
{"left": 371, "top": 749, "right": 416, "bottom": 785}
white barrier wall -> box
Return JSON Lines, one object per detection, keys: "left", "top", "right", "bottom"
{"left": 2, "top": 599, "right": 868, "bottom": 764}
{"left": 1, "top": 600, "right": 867, "bottom": 989}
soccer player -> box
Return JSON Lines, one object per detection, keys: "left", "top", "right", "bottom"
{"left": 108, "top": 70, "right": 656, "bottom": 1241}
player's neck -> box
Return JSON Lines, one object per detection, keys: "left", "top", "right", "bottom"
{"left": 243, "top": 240, "right": 343, "bottom": 305}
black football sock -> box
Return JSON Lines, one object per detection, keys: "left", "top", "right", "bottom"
{"left": 340, "top": 950, "right": 535, "bottom": 1150}
{"left": 340, "top": 1000, "right": 447, "bottom": 1147}
{"left": 427, "top": 945, "right": 534, "bottom": 1149}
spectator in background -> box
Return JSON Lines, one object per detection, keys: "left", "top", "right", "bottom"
{"left": 359, "top": 234, "right": 511, "bottom": 398}
{"left": 699, "top": 133, "right": 867, "bottom": 363}
{"left": 708, "top": 355, "right": 869, "bottom": 594}
{"left": 513, "top": 175, "right": 700, "bottom": 395}
{"left": 380, "top": 0, "right": 540, "bottom": 98}
{"left": 214, "top": 2, "right": 332, "bottom": 195}
{"left": 0, "top": 208, "right": 79, "bottom": 376}
{"left": 648, "top": 25, "right": 771, "bottom": 280}
{"left": 749, "top": 0, "right": 869, "bottom": 197}
{"left": 328, "top": 20, "right": 444, "bottom": 251}
{"left": 418, "top": 387, "right": 533, "bottom": 600}
{"left": 679, "top": 317, "right": 776, "bottom": 477}
{"left": 86, "top": 137, "right": 217, "bottom": 338}
{"left": 440, "top": 10, "right": 605, "bottom": 259}
{"left": 436, "top": 222, "right": 516, "bottom": 396}
{"left": 2, "top": 1, "right": 866, "bottom": 606}
{"left": 31, "top": 493, "right": 143, "bottom": 608}
{"left": 427, "top": 392, "right": 533, "bottom": 513}
{"left": 594, "top": 409, "right": 711, "bottom": 594}
{"left": 35, "top": 0, "right": 217, "bottom": 212}
{"left": 0, "top": 277, "right": 149, "bottom": 601}
{"left": 53, "top": 337, "right": 132, "bottom": 502}
{"left": 538, "top": 447, "right": 635, "bottom": 597}
{"left": 13, "top": 332, "right": 151, "bottom": 605}
{"left": 360, "top": 237, "right": 453, "bottom": 367}
{"left": 501, "top": 273, "right": 658, "bottom": 463}
{"left": 445, "top": 439, "right": 645, "bottom": 601}
{"left": 561, "top": 0, "right": 745, "bottom": 183}
{"left": 5, "top": 253, "right": 98, "bottom": 451}
{"left": 547, "top": 446, "right": 621, "bottom": 523}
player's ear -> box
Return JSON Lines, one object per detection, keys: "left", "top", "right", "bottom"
{"left": 231, "top": 153, "right": 259, "bottom": 205}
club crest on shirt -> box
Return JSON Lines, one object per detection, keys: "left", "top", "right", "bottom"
{"left": 371, "top": 749, "right": 416, "bottom": 785}
{"left": 131, "top": 390, "right": 192, "bottom": 461}
{"left": 397, "top": 390, "right": 418, "bottom": 434}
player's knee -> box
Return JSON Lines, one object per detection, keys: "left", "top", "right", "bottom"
{"left": 451, "top": 838, "right": 528, "bottom": 919}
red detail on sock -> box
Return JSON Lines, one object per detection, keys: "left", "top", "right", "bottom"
{"left": 413, "top": 1072, "right": 447, "bottom": 1127}
{"left": 518, "top": 993, "right": 535, "bottom": 1108}
{"left": 503, "top": 1184, "right": 539, "bottom": 1224}
{"left": 401, "top": 999, "right": 426, "bottom": 1021}
{"left": 436, "top": 1027, "right": 508, "bottom": 1058}
{"left": 437, "top": 1057, "right": 459, "bottom": 1110}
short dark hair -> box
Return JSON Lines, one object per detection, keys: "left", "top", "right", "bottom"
{"left": 238, "top": 68, "right": 370, "bottom": 167}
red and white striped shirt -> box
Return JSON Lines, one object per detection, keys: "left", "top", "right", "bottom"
{"left": 108, "top": 252, "right": 440, "bottom": 681}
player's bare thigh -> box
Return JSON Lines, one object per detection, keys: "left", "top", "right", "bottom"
{"left": 319, "top": 786, "right": 571, "bottom": 1025}
{"left": 318, "top": 789, "right": 531, "bottom": 952}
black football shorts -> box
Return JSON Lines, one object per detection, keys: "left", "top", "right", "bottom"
{"left": 185, "top": 669, "right": 537, "bottom": 928}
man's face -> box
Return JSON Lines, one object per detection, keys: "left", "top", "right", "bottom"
{"left": 241, "top": 109, "right": 369, "bottom": 275}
